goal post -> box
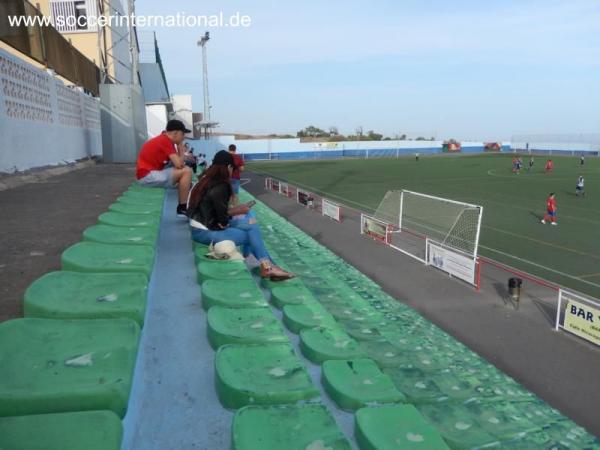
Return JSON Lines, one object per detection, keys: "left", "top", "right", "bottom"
{"left": 374, "top": 189, "right": 483, "bottom": 285}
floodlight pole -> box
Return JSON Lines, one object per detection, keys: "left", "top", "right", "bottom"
{"left": 197, "top": 32, "right": 211, "bottom": 125}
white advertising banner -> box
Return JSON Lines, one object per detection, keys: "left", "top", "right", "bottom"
{"left": 427, "top": 240, "right": 476, "bottom": 285}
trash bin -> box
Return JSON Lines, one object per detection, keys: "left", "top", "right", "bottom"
{"left": 508, "top": 277, "right": 523, "bottom": 301}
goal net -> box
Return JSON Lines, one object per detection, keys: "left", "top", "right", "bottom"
{"left": 374, "top": 190, "right": 483, "bottom": 285}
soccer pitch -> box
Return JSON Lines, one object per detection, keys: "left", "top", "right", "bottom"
{"left": 248, "top": 153, "right": 600, "bottom": 299}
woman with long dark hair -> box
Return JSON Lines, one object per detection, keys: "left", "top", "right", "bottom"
{"left": 187, "top": 150, "right": 294, "bottom": 281}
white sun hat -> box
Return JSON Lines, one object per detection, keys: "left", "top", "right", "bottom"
{"left": 206, "top": 240, "right": 244, "bottom": 261}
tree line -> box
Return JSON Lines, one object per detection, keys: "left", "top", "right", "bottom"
{"left": 295, "top": 126, "right": 435, "bottom": 142}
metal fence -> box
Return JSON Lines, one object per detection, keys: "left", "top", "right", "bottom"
{"left": 0, "top": 0, "right": 100, "bottom": 96}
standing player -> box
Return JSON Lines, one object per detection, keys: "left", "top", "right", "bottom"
{"left": 541, "top": 193, "right": 557, "bottom": 225}
{"left": 544, "top": 159, "right": 554, "bottom": 174}
{"left": 576, "top": 175, "right": 585, "bottom": 197}
{"left": 580, "top": 155, "right": 585, "bottom": 166}
{"left": 512, "top": 156, "right": 519, "bottom": 173}
{"left": 528, "top": 155, "right": 534, "bottom": 171}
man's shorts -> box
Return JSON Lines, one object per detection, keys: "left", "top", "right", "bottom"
{"left": 137, "top": 168, "right": 175, "bottom": 188}
{"left": 547, "top": 210, "right": 556, "bottom": 217}
{"left": 231, "top": 178, "right": 241, "bottom": 194}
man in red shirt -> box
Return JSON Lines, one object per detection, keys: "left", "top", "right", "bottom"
{"left": 541, "top": 192, "right": 557, "bottom": 225}
{"left": 228, "top": 144, "right": 245, "bottom": 205}
{"left": 136, "top": 120, "right": 192, "bottom": 217}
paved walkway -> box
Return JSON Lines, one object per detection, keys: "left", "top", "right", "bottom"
{"left": 0, "top": 163, "right": 135, "bottom": 322}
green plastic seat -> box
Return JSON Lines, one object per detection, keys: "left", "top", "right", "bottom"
{"left": 197, "top": 260, "right": 253, "bottom": 283}
{"left": 355, "top": 405, "right": 451, "bottom": 450}
{"left": 0, "top": 318, "right": 140, "bottom": 417}
{"left": 322, "top": 359, "right": 405, "bottom": 410}
{"left": 357, "top": 340, "right": 410, "bottom": 368}
{"left": 201, "top": 279, "right": 267, "bottom": 310}
{"left": 232, "top": 405, "right": 352, "bottom": 450}
{"left": 216, "top": 343, "right": 319, "bottom": 409}
{"left": 24, "top": 271, "right": 147, "bottom": 325}
{"left": 98, "top": 212, "right": 159, "bottom": 229}
{"left": 282, "top": 303, "right": 337, "bottom": 334}
{"left": 116, "top": 194, "right": 163, "bottom": 207}
{"left": 270, "top": 284, "right": 316, "bottom": 309}
{"left": 108, "top": 202, "right": 161, "bottom": 215}
{"left": 260, "top": 275, "right": 304, "bottom": 291}
{"left": 0, "top": 410, "right": 122, "bottom": 450}
{"left": 61, "top": 242, "right": 154, "bottom": 276}
{"left": 83, "top": 224, "right": 157, "bottom": 246}
{"left": 299, "top": 327, "right": 364, "bottom": 364}
{"left": 417, "top": 401, "right": 542, "bottom": 449}
{"left": 383, "top": 367, "right": 446, "bottom": 404}
{"left": 126, "top": 185, "right": 165, "bottom": 196}
{"left": 207, "top": 306, "right": 288, "bottom": 349}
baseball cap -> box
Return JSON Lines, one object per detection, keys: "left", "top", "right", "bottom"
{"left": 166, "top": 119, "right": 191, "bottom": 133}
{"left": 212, "top": 150, "right": 234, "bottom": 166}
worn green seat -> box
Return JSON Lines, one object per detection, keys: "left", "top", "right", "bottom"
{"left": 417, "top": 401, "right": 542, "bottom": 449}
{"left": 322, "top": 359, "right": 405, "bottom": 410}
{"left": 24, "top": 271, "right": 147, "bottom": 325}
{"left": 201, "top": 279, "right": 267, "bottom": 310}
{"left": 116, "top": 194, "right": 163, "bottom": 207}
{"left": 61, "top": 242, "right": 154, "bottom": 277}
{"left": 215, "top": 343, "right": 319, "bottom": 409}
{"left": 98, "top": 212, "right": 159, "bottom": 229}
{"left": 197, "top": 260, "right": 253, "bottom": 283}
{"left": 0, "top": 318, "right": 140, "bottom": 417}
{"left": 355, "top": 405, "right": 451, "bottom": 450}
{"left": 108, "top": 202, "right": 161, "bottom": 216}
{"left": 83, "top": 224, "right": 157, "bottom": 246}
{"left": 299, "top": 327, "right": 364, "bottom": 364}
{"left": 270, "top": 284, "right": 316, "bottom": 309}
{"left": 232, "top": 405, "right": 351, "bottom": 450}
{"left": 126, "top": 185, "right": 165, "bottom": 196}
{"left": 282, "top": 302, "right": 337, "bottom": 334}
{"left": 207, "top": 306, "right": 288, "bottom": 349}
{"left": 0, "top": 410, "right": 122, "bottom": 450}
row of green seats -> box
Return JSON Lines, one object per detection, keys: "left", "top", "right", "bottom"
{"left": 243, "top": 193, "right": 600, "bottom": 449}
{"left": 195, "top": 192, "right": 450, "bottom": 449}
{"left": 192, "top": 228, "right": 352, "bottom": 448}
{"left": 0, "top": 184, "right": 165, "bottom": 450}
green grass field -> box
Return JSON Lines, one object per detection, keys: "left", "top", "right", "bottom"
{"left": 248, "top": 154, "right": 600, "bottom": 299}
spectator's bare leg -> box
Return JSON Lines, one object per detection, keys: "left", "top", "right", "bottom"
{"left": 172, "top": 167, "right": 192, "bottom": 204}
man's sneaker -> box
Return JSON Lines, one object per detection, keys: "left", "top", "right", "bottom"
{"left": 551, "top": 222, "right": 557, "bottom": 226}
{"left": 176, "top": 205, "right": 188, "bottom": 218}
{"left": 540, "top": 219, "right": 546, "bottom": 224}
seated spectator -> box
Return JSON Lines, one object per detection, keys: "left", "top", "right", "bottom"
{"left": 197, "top": 153, "right": 207, "bottom": 173}
{"left": 178, "top": 143, "right": 198, "bottom": 173}
{"left": 136, "top": 120, "right": 192, "bottom": 217}
{"left": 228, "top": 144, "right": 244, "bottom": 205}
{"left": 187, "top": 150, "right": 294, "bottom": 281}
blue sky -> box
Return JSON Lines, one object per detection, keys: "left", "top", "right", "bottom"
{"left": 136, "top": 0, "right": 600, "bottom": 140}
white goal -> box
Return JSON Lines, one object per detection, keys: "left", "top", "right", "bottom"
{"left": 374, "top": 190, "right": 483, "bottom": 285}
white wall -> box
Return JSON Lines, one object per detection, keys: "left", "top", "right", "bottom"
{"left": 145, "top": 104, "right": 168, "bottom": 138}
{"left": 171, "top": 94, "right": 193, "bottom": 137}
{"left": 0, "top": 49, "right": 102, "bottom": 173}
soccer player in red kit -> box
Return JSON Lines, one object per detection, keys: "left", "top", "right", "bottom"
{"left": 544, "top": 159, "right": 553, "bottom": 174}
{"left": 541, "top": 192, "right": 557, "bottom": 225}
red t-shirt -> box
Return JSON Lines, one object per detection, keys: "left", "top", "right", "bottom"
{"left": 136, "top": 133, "right": 176, "bottom": 179}
{"left": 546, "top": 197, "right": 556, "bottom": 212}
{"left": 231, "top": 153, "right": 244, "bottom": 180}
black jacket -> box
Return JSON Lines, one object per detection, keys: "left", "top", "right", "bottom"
{"left": 189, "top": 182, "right": 232, "bottom": 230}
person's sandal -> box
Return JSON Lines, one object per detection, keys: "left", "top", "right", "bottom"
{"left": 260, "top": 264, "right": 295, "bottom": 281}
